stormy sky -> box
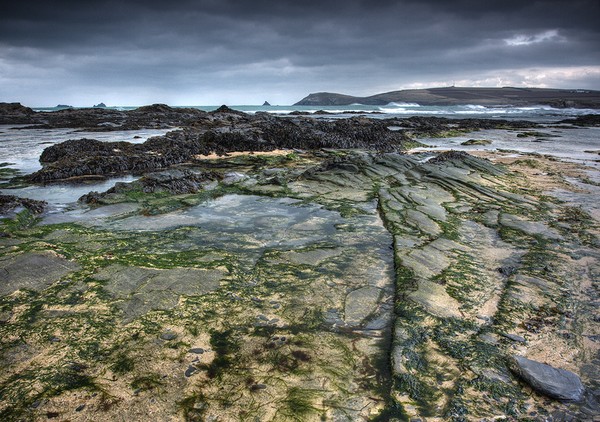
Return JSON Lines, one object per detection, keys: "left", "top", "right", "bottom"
{"left": 1, "top": 0, "right": 599, "bottom": 106}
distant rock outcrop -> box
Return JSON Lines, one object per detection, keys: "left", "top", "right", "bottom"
{"left": 93, "top": 102, "right": 107, "bottom": 108}
{"left": 263, "top": 101, "right": 271, "bottom": 106}
{"left": 294, "top": 87, "right": 600, "bottom": 108}
{"left": 56, "top": 104, "right": 73, "bottom": 109}
{"left": 0, "top": 103, "right": 207, "bottom": 130}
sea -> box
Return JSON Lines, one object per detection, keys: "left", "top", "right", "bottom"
{"left": 1, "top": 103, "right": 599, "bottom": 215}
{"left": 33, "top": 103, "right": 600, "bottom": 123}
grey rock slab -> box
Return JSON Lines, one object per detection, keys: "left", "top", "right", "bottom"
{"left": 404, "top": 209, "right": 442, "bottom": 237}
{"left": 0, "top": 251, "right": 80, "bottom": 295}
{"left": 407, "top": 279, "right": 462, "bottom": 318}
{"left": 510, "top": 355, "right": 585, "bottom": 401}
{"left": 95, "top": 264, "right": 225, "bottom": 297}
{"left": 284, "top": 248, "right": 343, "bottom": 266}
{"left": 344, "top": 286, "right": 382, "bottom": 326}
{"left": 514, "top": 274, "right": 553, "bottom": 292}
{"left": 399, "top": 245, "right": 451, "bottom": 280}
{"left": 94, "top": 264, "right": 225, "bottom": 322}
{"left": 119, "top": 290, "right": 180, "bottom": 323}
{"left": 500, "top": 214, "right": 562, "bottom": 240}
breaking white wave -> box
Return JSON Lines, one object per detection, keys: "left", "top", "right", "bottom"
{"left": 385, "top": 102, "right": 421, "bottom": 107}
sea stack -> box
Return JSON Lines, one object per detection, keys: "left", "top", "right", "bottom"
{"left": 263, "top": 101, "right": 271, "bottom": 106}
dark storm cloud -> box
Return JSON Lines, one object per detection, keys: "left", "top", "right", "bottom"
{"left": 1, "top": 0, "right": 598, "bottom": 105}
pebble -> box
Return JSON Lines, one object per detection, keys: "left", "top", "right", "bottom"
{"left": 160, "top": 331, "right": 177, "bottom": 341}
{"left": 185, "top": 365, "right": 198, "bottom": 378}
{"left": 502, "top": 333, "right": 526, "bottom": 343}
{"left": 250, "top": 384, "right": 267, "bottom": 391}
{"left": 75, "top": 404, "right": 85, "bottom": 412}
{"left": 189, "top": 348, "right": 205, "bottom": 354}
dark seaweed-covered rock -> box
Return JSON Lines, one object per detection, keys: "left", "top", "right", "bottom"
{"left": 428, "top": 150, "right": 471, "bottom": 163}
{"left": 211, "top": 105, "right": 245, "bottom": 116}
{"left": 558, "top": 114, "right": 600, "bottom": 127}
{"left": 387, "top": 116, "right": 538, "bottom": 136}
{"left": 510, "top": 355, "right": 585, "bottom": 401}
{"left": 29, "top": 113, "right": 416, "bottom": 182}
{"left": 140, "top": 169, "right": 218, "bottom": 194}
{"left": 0, "top": 103, "right": 207, "bottom": 131}
{"left": 0, "top": 102, "right": 36, "bottom": 124}
{"left": 79, "top": 169, "right": 218, "bottom": 203}
{"left": 0, "top": 194, "right": 47, "bottom": 214}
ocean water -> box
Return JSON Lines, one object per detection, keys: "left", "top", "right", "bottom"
{"left": 33, "top": 103, "right": 600, "bottom": 123}
{"left": 413, "top": 127, "right": 600, "bottom": 172}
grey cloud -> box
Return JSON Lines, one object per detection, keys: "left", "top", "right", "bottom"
{"left": 0, "top": 0, "right": 598, "bottom": 105}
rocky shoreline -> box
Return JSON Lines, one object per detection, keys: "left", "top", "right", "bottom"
{"left": 0, "top": 104, "right": 599, "bottom": 421}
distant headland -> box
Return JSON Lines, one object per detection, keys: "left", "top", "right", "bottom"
{"left": 294, "top": 86, "right": 600, "bottom": 108}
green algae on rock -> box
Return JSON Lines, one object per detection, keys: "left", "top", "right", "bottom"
{"left": 0, "top": 145, "right": 598, "bottom": 421}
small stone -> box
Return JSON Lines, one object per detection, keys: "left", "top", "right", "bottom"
{"left": 185, "top": 365, "right": 198, "bottom": 378}
{"left": 160, "top": 331, "right": 177, "bottom": 341}
{"left": 502, "top": 333, "right": 526, "bottom": 343}
{"left": 250, "top": 384, "right": 267, "bottom": 391}
{"left": 497, "top": 266, "right": 516, "bottom": 276}
{"left": 75, "top": 404, "right": 85, "bottom": 412}
{"left": 30, "top": 400, "right": 42, "bottom": 409}
{"left": 189, "top": 348, "right": 205, "bottom": 354}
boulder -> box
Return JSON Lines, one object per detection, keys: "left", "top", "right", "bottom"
{"left": 510, "top": 355, "right": 585, "bottom": 401}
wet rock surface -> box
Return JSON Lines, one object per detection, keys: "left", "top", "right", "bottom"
{"left": 0, "top": 117, "right": 599, "bottom": 421}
